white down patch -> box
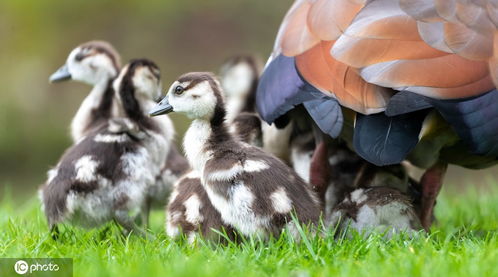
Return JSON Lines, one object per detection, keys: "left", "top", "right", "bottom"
{"left": 46, "top": 167, "right": 59, "bottom": 184}
{"left": 206, "top": 159, "right": 269, "bottom": 182}
{"left": 94, "top": 134, "right": 128, "bottom": 143}
{"left": 119, "top": 145, "right": 158, "bottom": 211}
{"left": 244, "top": 159, "right": 269, "bottom": 172}
{"left": 65, "top": 183, "right": 115, "bottom": 228}
{"left": 270, "top": 187, "right": 292, "bottom": 214}
{"left": 205, "top": 181, "right": 270, "bottom": 236}
{"left": 207, "top": 164, "right": 244, "bottom": 182}
{"left": 74, "top": 155, "right": 99, "bottom": 183}
{"left": 350, "top": 189, "right": 368, "bottom": 204}
{"left": 184, "top": 194, "right": 204, "bottom": 225}
{"left": 166, "top": 211, "right": 182, "bottom": 238}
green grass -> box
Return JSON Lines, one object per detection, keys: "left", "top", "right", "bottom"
{"left": 1, "top": 186, "right": 497, "bottom": 277}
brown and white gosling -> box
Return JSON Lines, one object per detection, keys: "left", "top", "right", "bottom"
{"left": 166, "top": 57, "right": 266, "bottom": 241}
{"left": 150, "top": 72, "right": 320, "bottom": 238}
{"left": 40, "top": 59, "right": 170, "bottom": 236}
{"left": 291, "top": 135, "right": 423, "bottom": 235}
{"left": 49, "top": 41, "right": 121, "bottom": 142}
{"left": 283, "top": 116, "right": 422, "bottom": 236}
{"left": 50, "top": 42, "right": 188, "bottom": 221}
{"left": 328, "top": 186, "right": 422, "bottom": 238}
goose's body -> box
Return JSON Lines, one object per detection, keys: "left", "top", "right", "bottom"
{"left": 151, "top": 72, "right": 320, "bottom": 238}
{"left": 41, "top": 59, "right": 170, "bottom": 235}
{"left": 257, "top": 0, "right": 498, "bottom": 229}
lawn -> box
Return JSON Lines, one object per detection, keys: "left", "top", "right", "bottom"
{"left": 0, "top": 185, "right": 497, "bottom": 277}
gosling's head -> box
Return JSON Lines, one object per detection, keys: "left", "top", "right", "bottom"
{"left": 114, "top": 59, "right": 162, "bottom": 108}
{"left": 49, "top": 40, "right": 121, "bottom": 85}
{"left": 150, "top": 72, "right": 225, "bottom": 122}
{"left": 220, "top": 55, "right": 260, "bottom": 101}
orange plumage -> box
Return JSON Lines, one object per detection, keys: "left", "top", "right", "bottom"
{"left": 273, "top": 0, "right": 498, "bottom": 114}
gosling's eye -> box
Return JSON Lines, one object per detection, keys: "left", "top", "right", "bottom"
{"left": 75, "top": 53, "right": 85, "bottom": 62}
{"left": 174, "top": 85, "right": 185, "bottom": 95}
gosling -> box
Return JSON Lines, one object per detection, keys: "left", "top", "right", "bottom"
{"left": 150, "top": 72, "right": 320, "bottom": 238}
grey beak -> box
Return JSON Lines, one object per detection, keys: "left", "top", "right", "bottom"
{"left": 49, "top": 64, "right": 71, "bottom": 83}
{"left": 149, "top": 96, "right": 174, "bottom": 116}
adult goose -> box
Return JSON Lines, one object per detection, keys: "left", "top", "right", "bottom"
{"left": 256, "top": 0, "right": 498, "bottom": 230}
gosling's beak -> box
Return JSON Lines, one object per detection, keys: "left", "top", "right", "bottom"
{"left": 49, "top": 64, "right": 71, "bottom": 83}
{"left": 149, "top": 96, "right": 174, "bottom": 116}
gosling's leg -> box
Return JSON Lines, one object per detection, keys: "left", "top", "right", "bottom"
{"left": 309, "top": 126, "right": 331, "bottom": 208}
{"left": 50, "top": 224, "right": 60, "bottom": 240}
{"left": 419, "top": 161, "right": 448, "bottom": 231}
{"left": 140, "top": 198, "right": 151, "bottom": 230}
{"left": 114, "top": 210, "right": 152, "bottom": 239}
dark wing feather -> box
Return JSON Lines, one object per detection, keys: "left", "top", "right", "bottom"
{"left": 303, "top": 96, "right": 343, "bottom": 138}
{"left": 256, "top": 55, "right": 318, "bottom": 124}
{"left": 429, "top": 89, "right": 498, "bottom": 156}
{"left": 353, "top": 111, "right": 428, "bottom": 166}
{"left": 385, "top": 91, "right": 432, "bottom": 116}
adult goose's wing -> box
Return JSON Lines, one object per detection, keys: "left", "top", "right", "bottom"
{"left": 257, "top": 0, "right": 498, "bottom": 165}
{"left": 261, "top": 0, "right": 497, "bottom": 113}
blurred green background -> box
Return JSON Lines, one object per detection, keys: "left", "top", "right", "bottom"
{"left": 0, "top": 0, "right": 496, "bottom": 203}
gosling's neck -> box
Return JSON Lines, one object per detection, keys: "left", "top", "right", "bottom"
{"left": 71, "top": 75, "right": 115, "bottom": 142}
{"left": 183, "top": 104, "right": 234, "bottom": 172}
{"left": 112, "top": 89, "right": 160, "bottom": 133}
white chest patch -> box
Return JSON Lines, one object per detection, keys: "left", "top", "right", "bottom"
{"left": 183, "top": 120, "right": 213, "bottom": 172}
